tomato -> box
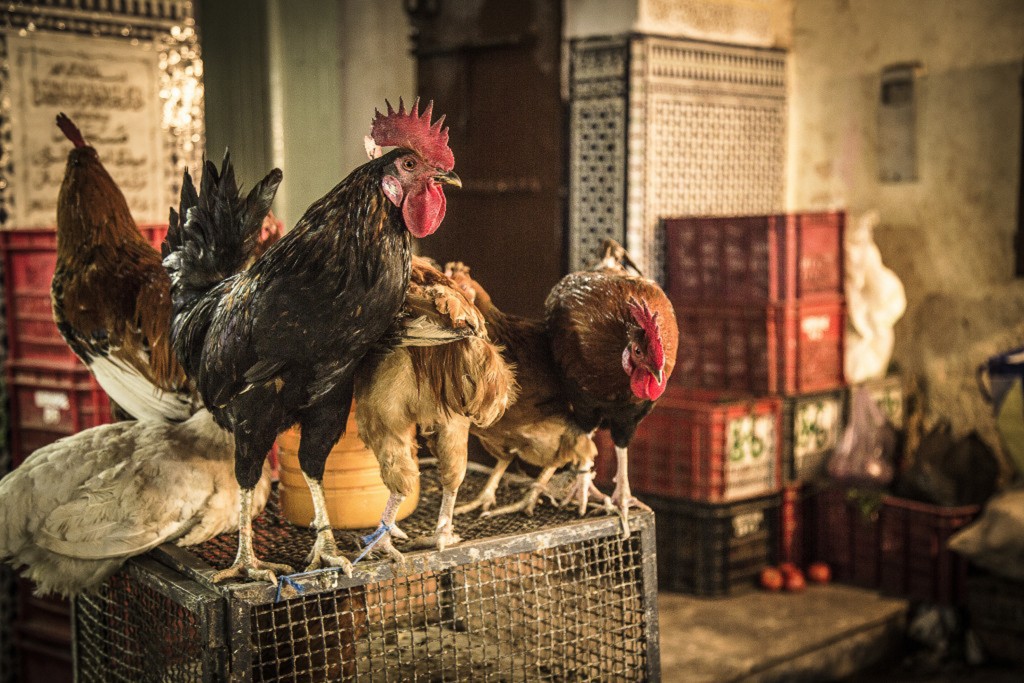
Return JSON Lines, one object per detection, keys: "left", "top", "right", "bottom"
{"left": 778, "top": 562, "right": 798, "bottom": 578}
{"left": 760, "top": 567, "right": 784, "bottom": 591}
{"left": 784, "top": 569, "right": 806, "bottom": 592}
{"left": 807, "top": 562, "right": 832, "bottom": 584}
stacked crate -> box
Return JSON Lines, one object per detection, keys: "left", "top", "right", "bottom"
{"left": 0, "top": 227, "right": 168, "bottom": 464}
{"left": 596, "top": 211, "right": 846, "bottom": 595}
{"left": 0, "top": 225, "right": 166, "bottom": 683}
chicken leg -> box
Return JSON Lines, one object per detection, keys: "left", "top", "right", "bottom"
{"left": 454, "top": 457, "right": 512, "bottom": 515}
{"left": 411, "top": 425, "right": 467, "bottom": 550}
{"left": 213, "top": 488, "right": 294, "bottom": 583}
{"left": 480, "top": 465, "right": 557, "bottom": 518}
{"left": 557, "top": 462, "right": 616, "bottom": 517}
{"left": 410, "top": 489, "right": 462, "bottom": 551}
{"left": 362, "top": 491, "right": 409, "bottom": 564}
{"left": 608, "top": 445, "right": 650, "bottom": 538}
{"left": 303, "top": 473, "right": 354, "bottom": 576}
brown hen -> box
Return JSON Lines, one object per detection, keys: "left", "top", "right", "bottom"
{"left": 444, "top": 262, "right": 599, "bottom": 519}
{"left": 545, "top": 239, "right": 679, "bottom": 536}
{"left": 354, "top": 257, "right": 516, "bottom": 560}
{"left": 53, "top": 113, "right": 193, "bottom": 421}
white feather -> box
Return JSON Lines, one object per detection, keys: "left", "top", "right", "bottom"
{"left": 0, "top": 410, "right": 271, "bottom": 597}
{"left": 88, "top": 354, "right": 193, "bottom": 422}
{"left": 398, "top": 316, "right": 475, "bottom": 347}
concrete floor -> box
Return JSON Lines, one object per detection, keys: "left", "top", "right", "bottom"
{"left": 657, "top": 585, "right": 1024, "bottom": 682}
{"left": 657, "top": 584, "right": 908, "bottom": 682}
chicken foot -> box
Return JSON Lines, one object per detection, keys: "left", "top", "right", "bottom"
{"left": 481, "top": 466, "right": 557, "bottom": 518}
{"left": 410, "top": 489, "right": 462, "bottom": 551}
{"left": 607, "top": 446, "right": 650, "bottom": 538}
{"left": 213, "top": 488, "right": 294, "bottom": 583}
{"left": 454, "top": 458, "right": 511, "bottom": 515}
{"left": 303, "top": 473, "right": 354, "bottom": 576}
{"left": 361, "top": 492, "right": 409, "bottom": 565}
{"left": 557, "top": 462, "right": 615, "bottom": 516}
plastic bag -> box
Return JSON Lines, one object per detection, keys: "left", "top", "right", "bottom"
{"left": 827, "top": 385, "right": 896, "bottom": 488}
{"left": 948, "top": 488, "right": 1024, "bottom": 581}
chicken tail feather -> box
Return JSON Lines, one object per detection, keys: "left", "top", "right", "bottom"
{"left": 409, "top": 338, "right": 517, "bottom": 428}
{"left": 56, "top": 113, "right": 86, "bottom": 148}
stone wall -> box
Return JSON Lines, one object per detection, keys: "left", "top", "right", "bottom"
{"left": 788, "top": 0, "right": 1024, "bottom": 451}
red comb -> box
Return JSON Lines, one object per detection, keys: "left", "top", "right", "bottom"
{"left": 628, "top": 298, "right": 664, "bottom": 365}
{"left": 370, "top": 97, "right": 454, "bottom": 171}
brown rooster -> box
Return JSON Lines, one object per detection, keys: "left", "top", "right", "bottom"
{"left": 354, "top": 257, "right": 516, "bottom": 560}
{"left": 443, "top": 262, "right": 599, "bottom": 519}
{"left": 53, "top": 114, "right": 194, "bottom": 422}
{"left": 545, "top": 239, "right": 679, "bottom": 536}
{"left": 163, "top": 99, "right": 461, "bottom": 583}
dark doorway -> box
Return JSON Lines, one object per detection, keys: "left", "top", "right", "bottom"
{"left": 407, "top": 0, "right": 565, "bottom": 317}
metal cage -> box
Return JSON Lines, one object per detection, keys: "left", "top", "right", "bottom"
{"left": 73, "top": 465, "right": 660, "bottom": 682}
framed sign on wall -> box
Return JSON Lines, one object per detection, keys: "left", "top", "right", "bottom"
{"left": 0, "top": 0, "right": 203, "bottom": 229}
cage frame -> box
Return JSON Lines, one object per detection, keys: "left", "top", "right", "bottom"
{"left": 74, "top": 501, "right": 660, "bottom": 682}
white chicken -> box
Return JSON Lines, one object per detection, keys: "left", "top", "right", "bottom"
{"left": 0, "top": 409, "right": 271, "bottom": 597}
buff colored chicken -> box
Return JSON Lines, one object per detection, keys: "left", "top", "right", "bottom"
{"left": 355, "top": 257, "right": 517, "bottom": 560}
{"left": 0, "top": 410, "right": 271, "bottom": 597}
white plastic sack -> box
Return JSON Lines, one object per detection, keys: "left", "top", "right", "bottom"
{"left": 845, "top": 210, "right": 907, "bottom": 383}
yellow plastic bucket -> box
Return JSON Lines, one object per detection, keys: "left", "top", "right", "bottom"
{"left": 276, "top": 408, "right": 419, "bottom": 529}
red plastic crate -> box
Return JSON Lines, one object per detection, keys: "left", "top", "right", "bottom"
{"left": 879, "top": 496, "right": 979, "bottom": 605}
{"left": 811, "top": 487, "right": 882, "bottom": 589}
{"left": 812, "top": 488, "right": 980, "bottom": 604}
{"left": 595, "top": 389, "right": 782, "bottom": 502}
{"left": 648, "top": 492, "right": 780, "bottom": 596}
{"left": 14, "top": 579, "right": 72, "bottom": 683}
{"left": 672, "top": 296, "right": 846, "bottom": 396}
{"left": 0, "top": 226, "right": 169, "bottom": 364}
{"left": 5, "top": 360, "right": 112, "bottom": 467}
{"left": 664, "top": 211, "right": 845, "bottom": 304}
{"left": 779, "top": 483, "right": 815, "bottom": 568}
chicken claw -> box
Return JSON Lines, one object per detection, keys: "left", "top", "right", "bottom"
{"left": 214, "top": 488, "right": 294, "bottom": 584}
{"left": 609, "top": 446, "right": 650, "bottom": 538}
{"left": 556, "top": 464, "right": 611, "bottom": 516}
{"left": 213, "top": 557, "right": 294, "bottom": 585}
{"left": 409, "top": 528, "right": 462, "bottom": 552}
{"left": 356, "top": 525, "right": 408, "bottom": 569}
{"left": 481, "top": 466, "right": 556, "bottom": 518}
{"left": 454, "top": 459, "right": 510, "bottom": 515}
{"left": 305, "top": 528, "right": 354, "bottom": 576}
{"left": 410, "top": 489, "right": 462, "bottom": 551}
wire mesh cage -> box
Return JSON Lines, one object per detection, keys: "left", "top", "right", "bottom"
{"left": 73, "top": 465, "right": 659, "bottom": 682}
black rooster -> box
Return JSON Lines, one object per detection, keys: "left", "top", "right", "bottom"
{"left": 163, "top": 99, "right": 460, "bottom": 582}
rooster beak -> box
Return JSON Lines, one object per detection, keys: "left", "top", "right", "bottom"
{"left": 654, "top": 368, "right": 665, "bottom": 385}
{"left": 436, "top": 170, "right": 462, "bottom": 188}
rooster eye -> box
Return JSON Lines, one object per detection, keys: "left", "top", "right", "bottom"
{"left": 403, "top": 158, "right": 416, "bottom": 171}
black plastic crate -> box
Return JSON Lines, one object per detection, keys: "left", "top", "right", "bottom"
{"left": 967, "top": 573, "right": 1024, "bottom": 665}
{"left": 782, "top": 387, "right": 846, "bottom": 482}
{"left": 73, "top": 465, "right": 660, "bottom": 681}
{"left": 648, "top": 492, "right": 780, "bottom": 596}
